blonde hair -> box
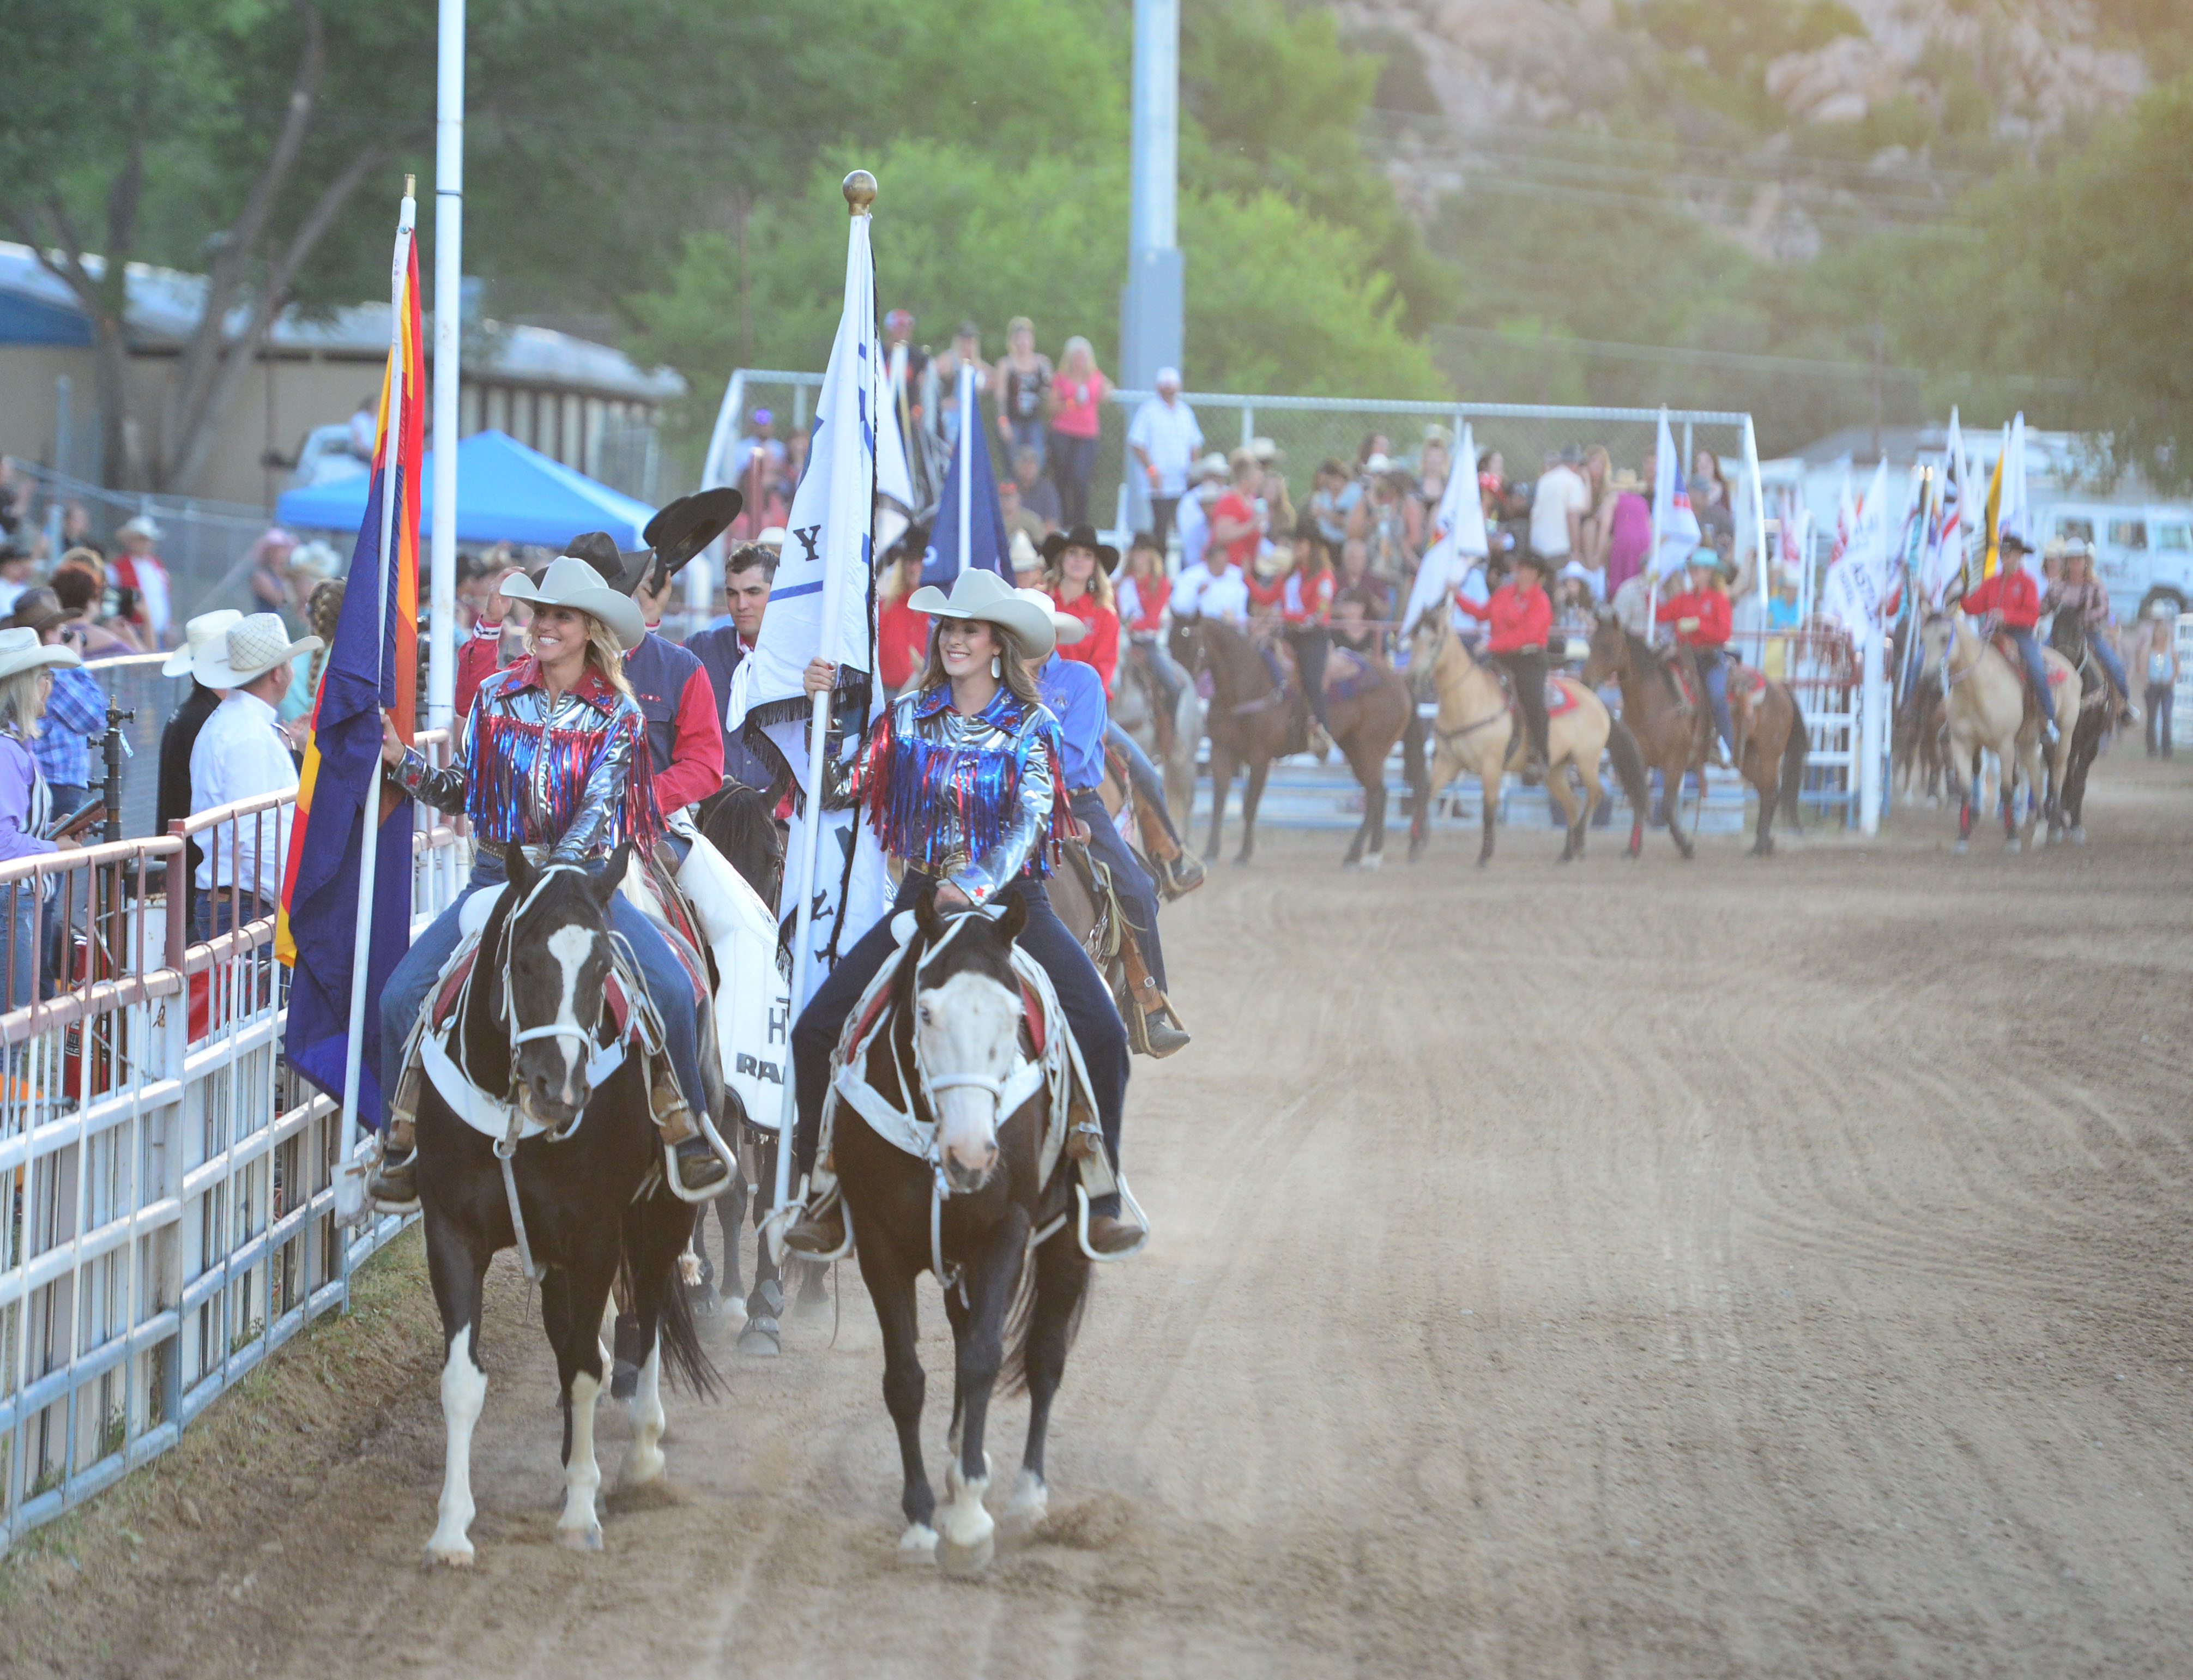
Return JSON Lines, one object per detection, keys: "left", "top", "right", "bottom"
{"left": 1046, "top": 549, "right": 1114, "bottom": 611}
{"left": 0, "top": 668, "right": 50, "bottom": 741}
{"left": 916, "top": 619, "right": 1043, "bottom": 707}
{"left": 525, "top": 609, "right": 635, "bottom": 700}
{"left": 1060, "top": 335, "right": 1095, "bottom": 376}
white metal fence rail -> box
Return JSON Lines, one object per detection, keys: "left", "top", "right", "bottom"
{"left": 0, "top": 739, "right": 463, "bottom": 1550}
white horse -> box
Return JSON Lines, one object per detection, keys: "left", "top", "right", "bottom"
{"left": 1919, "top": 612, "right": 2083, "bottom": 853}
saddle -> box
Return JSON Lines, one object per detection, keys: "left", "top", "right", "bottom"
{"left": 1990, "top": 633, "right": 2073, "bottom": 721}
{"left": 1490, "top": 665, "right": 1585, "bottom": 720}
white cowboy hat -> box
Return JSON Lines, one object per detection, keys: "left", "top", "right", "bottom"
{"left": 500, "top": 553, "right": 647, "bottom": 650}
{"left": 164, "top": 609, "right": 245, "bottom": 678}
{"left": 1363, "top": 453, "right": 1397, "bottom": 474}
{"left": 117, "top": 515, "right": 162, "bottom": 541}
{"left": 0, "top": 627, "right": 82, "bottom": 684}
{"left": 1017, "top": 588, "right": 1087, "bottom": 645}
{"left": 756, "top": 526, "right": 787, "bottom": 551}
{"left": 1192, "top": 452, "right": 1229, "bottom": 482}
{"left": 907, "top": 567, "right": 1056, "bottom": 660}
{"left": 191, "top": 613, "right": 322, "bottom": 688}
{"left": 1008, "top": 529, "right": 1042, "bottom": 575}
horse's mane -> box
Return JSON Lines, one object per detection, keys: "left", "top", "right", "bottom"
{"left": 696, "top": 781, "right": 782, "bottom": 903}
{"left": 1622, "top": 624, "right": 1684, "bottom": 705}
{"left": 1194, "top": 618, "right": 1276, "bottom": 696}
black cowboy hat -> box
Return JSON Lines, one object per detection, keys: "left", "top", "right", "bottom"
{"left": 1040, "top": 524, "right": 1119, "bottom": 575}
{"left": 563, "top": 487, "right": 747, "bottom": 600}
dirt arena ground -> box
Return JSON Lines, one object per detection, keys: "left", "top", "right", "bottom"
{"left": 8, "top": 750, "right": 2193, "bottom": 1679}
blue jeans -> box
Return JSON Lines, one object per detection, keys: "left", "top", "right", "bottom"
{"left": 1698, "top": 649, "right": 1735, "bottom": 752}
{"left": 794, "top": 873, "right": 1131, "bottom": 1214}
{"left": 2090, "top": 634, "right": 2128, "bottom": 701}
{"left": 1104, "top": 722, "right": 1181, "bottom": 845}
{"left": 378, "top": 856, "right": 708, "bottom": 1134}
{"left": 1050, "top": 432, "right": 1099, "bottom": 529}
{"left": 2005, "top": 629, "right": 2057, "bottom": 727}
{"left": 1007, "top": 417, "right": 1046, "bottom": 468}
{"left": 1073, "top": 788, "right": 1165, "bottom": 992}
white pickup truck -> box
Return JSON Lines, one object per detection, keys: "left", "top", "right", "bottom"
{"left": 2039, "top": 501, "right": 2193, "bottom": 623}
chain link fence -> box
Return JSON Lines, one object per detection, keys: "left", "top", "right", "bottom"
{"left": 10, "top": 463, "right": 278, "bottom": 629}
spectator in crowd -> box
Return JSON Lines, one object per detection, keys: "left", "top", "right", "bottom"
{"left": 1417, "top": 428, "right": 1453, "bottom": 511}
{"left": 1048, "top": 336, "right": 1110, "bottom": 530}
{"left": 1692, "top": 449, "right": 1730, "bottom": 509}
{"left": 1208, "top": 449, "right": 1266, "bottom": 579}
{"left": 281, "top": 545, "right": 334, "bottom": 650}
{"left": 1330, "top": 584, "right": 1379, "bottom": 653}
{"left": 110, "top": 516, "right": 175, "bottom": 647}
{"left": 1337, "top": 536, "right": 1391, "bottom": 624}
{"left": 883, "top": 309, "right": 928, "bottom": 395}
{"left": 928, "top": 322, "right": 990, "bottom": 450}
{"left": 1350, "top": 455, "right": 1416, "bottom": 598}
{"left": 10, "top": 589, "right": 105, "bottom": 820}
{"left": 998, "top": 476, "right": 1046, "bottom": 553}
{"left": 1252, "top": 439, "right": 1296, "bottom": 539}
{"left": 284, "top": 578, "right": 345, "bottom": 740}
{"left": 1284, "top": 524, "right": 1337, "bottom": 741}
{"left": 51, "top": 556, "right": 142, "bottom": 657}
{"left": 875, "top": 540, "right": 930, "bottom": 698}
{"left": 155, "top": 613, "right": 241, "bottom": 896}
{"left": 1116, "top": 530, "right": 1170, "bottom": 637}
{"left": 0, "top": 459, "right": 29, "bottom": 543}
{"left": 1601, "top": 466, "right": 1652, "bottom": 598}
{"left": 249, "top": 528, "right": 297, "bottom": 616}
{"left": 1044, "top": 527, "right": 1121, "bottom": 694}
{"left": 189, "top": 614, "right": 319, "bottom": 938}
{"left": 1011, "top": 445, "right": 1062, "bottom": 533}
{"left": 0, "top": 628, "right": 89, "bottom": 1006}
{"left": 2144, "top": 613, "right": 2177, "bottom": 758}
{"left": 345, "top": 394, "right": 378, "bottom": 462}
{"left": 0, "top": 545, "right": 34, "bottom": 616}
{"left": 1010, "top": 529, "right": 1045, "bottom": 590}
{"left": 1767, "top": 571, "right": 1803, "bottom": 631}
{"left": 452, "top": 557, "right": 527, "bottom": 722}
{"left": 1355, "top": 433, "right": 1392, "bottom": 473}
{"left": 994, "top": 316, "right": 1053, "bottom": 467}
{"left": 1577, "top": 445, "right": 1616, "bottom": 576}
{"left": 1690, "top": 472, "right": 1736, "bottom": 554}
{"left": 1175, "top": 453, "right": 1226, "bottom": 573}
{"left": 1310, "top": 458, "right": 1355, "bottom": 551}
{"left": 685, "top": 542, "right": 781, "bottom": 790}
{"left": 1530, "top": 445, "right": 1591, "bottom": 575}
{"left": 1126, "top": 366, "right": 1201, "bottom": 552}
{"left": 58, "top": 504, "right": 98, "bottom": 557}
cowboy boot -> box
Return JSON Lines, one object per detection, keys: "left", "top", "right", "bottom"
{"left": 1119, "top": 927, "right": 1191, "bottom": 1059}
{"left": 366, "top": 1062, "right": 424, "bottom": 1209}
{"left": 651, "top": 1059, "right": 729, "bottom": 1194}
{"left": 783, "top": 1165, "right": 846, "bottom": 1256}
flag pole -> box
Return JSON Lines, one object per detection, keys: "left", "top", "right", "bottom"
{"left": 955, "top": 360, "right": 972, "bottom": 577}
{"left": 334, "top": 177, "right": 414, "bottom": 1230}
{"left": 1646, "top": 407, "right": 1667, "bottom": 631}
{"left": 772, "top": 170, "right": 878, "bottom": 1228}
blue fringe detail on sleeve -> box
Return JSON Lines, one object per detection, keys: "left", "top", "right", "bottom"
{"left": 467, "top": 708, "right": 662, "bottom": 854}
{"left": 863, "top": 694, "right": 1071, "bottom": 879}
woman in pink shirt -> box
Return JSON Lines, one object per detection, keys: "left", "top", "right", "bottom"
{"left": 1047, "top": 335, "right": 1109, "bottom": 530}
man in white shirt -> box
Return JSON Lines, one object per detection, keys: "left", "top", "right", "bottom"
{"left": 1530, "top": 446, "right": 1591, "bottom": 569}
{"left": 189, "top": 612, "right": 322, "bottom": 938}
{"left": 1173, "top": 556, "right": 1250, "bottom": 628}
{"left": 1127, "top": 368, "right": 1204, "bottom": 553}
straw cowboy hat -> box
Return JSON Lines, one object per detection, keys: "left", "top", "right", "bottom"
{"left": 164, "top": 610, "right": 246, "bottom": 679}
{"left": 1017, "top": 588, "right": 1088, "bottom": 646}
{"left": 907, "top": 567, "right": 1056, "bottom": 660}
{"left": 1040, "top": 524, "right": 1120, "bottom": 576}
{"left": 0, "top": 627, "right": 81, "bottom": 684}
{"left": 190, "top": 613, "right": 321, "bottom": 689}
{"left": 502, "top": 554, "right": 647, "bottom": 650}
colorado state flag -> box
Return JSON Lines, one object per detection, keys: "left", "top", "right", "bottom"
{"left": 276, "top": 227, "right": 422, "bottom": 1128}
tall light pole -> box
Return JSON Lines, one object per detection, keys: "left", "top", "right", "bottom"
{"left": 427, "top": 0, "right": 464, "bottom": 764}
{"left": 1121, "top": 0, "right": 1182, "bottom": 392}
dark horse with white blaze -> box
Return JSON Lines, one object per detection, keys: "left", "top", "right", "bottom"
{"left": 1168, "top": 615, "right": 1419, "bottom": 867}
{"left": 833, "top": 890, "right": 1094, "bottom": 1574}
{"left": 1579, "top": 613, "right": 1810, "bottom": 859}
{"left": 416, "top": 842, "right": 718, "bottom": 1564}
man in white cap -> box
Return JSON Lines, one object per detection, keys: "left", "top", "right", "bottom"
{"left": 188, "top": 612, "right": 322, "bottom": 936}
{"left": 111, "top": 515, "right": 174, "bottom": 648}
{"left": 1127, "top": 367, "right": 1204, "bottom": 553}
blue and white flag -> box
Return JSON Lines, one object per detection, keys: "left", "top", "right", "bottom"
{"left": 1650, "top": 409, "right": 1700, "bottom": 578}
{"left": 1401, "top": 420, "right": 1488, "bottom": 634}
{"left": 923, "top": 374, "right": 1011, "bottom": 584}
{"left": 1823, "top": 457, "right": 1892, "bottom": 641}
{"left": 727, "top": 203, "right": 892, "bottom": 1001}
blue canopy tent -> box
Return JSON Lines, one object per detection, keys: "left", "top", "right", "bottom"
{"left": 275, "top": 428, "right": 656, "bottom": 549}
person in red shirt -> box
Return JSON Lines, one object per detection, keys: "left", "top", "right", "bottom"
{"left": 1207, "top": 450, "right": 1265, "bottom": 576}
{"left": 1116, "top": 530, "right": 1170, "bottom": 634}
{"left": 1042, "top": 524, "right": 1121, "bottom": 693}
{"left": 875, "top": 542, "right": 930, "bottom": 696}
{"left": 1457, "top": 549, "right": 1555, "bottom": 780}
{"left": 1960, "top": 529, "right": 2057, "bottom": 740}
{"left": 1656, "top": 547, "right": 1737, "bottom": 764}
{"left": 1282, "top": 524, "right": 1337, "bottom": 735}
{"left": 452, "top": 557, "right": 527, "bottom": 722}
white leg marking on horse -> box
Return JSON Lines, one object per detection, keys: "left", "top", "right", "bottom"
{"left": 623, "top": 1341, "right": 666, "bottom": 1486}
{"left": 898, "top": 1522, "right": 940, "bottom": 1561}
{"left": 558, "top": 1368, "right": 605, "bottom": 1551}
{"left": 1005, "top": 1467, "right": 1049, "bottom": 1524}
{"left": 426, "top": 1326, "right": 487, "bottom": 1565}
{"left": 937, "top": 1451, "right": 995, "bottom": 1574}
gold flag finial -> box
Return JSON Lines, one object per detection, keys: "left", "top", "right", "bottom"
{"left": 404, "top": 173, "right": 416, "bottom": 197}
{"left": 843, "top": 171, "right": 877, "bottom": 216}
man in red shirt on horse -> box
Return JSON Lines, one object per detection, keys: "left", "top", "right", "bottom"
{"left": 1960, "top": 528, "right": 2058, "bottom": 744}
{"left": 1455, "top": 548, "right": 1554, "bottom": 782}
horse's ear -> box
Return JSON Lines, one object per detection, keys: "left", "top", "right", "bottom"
{"left": 993, "top": 891, "right": 1028, "bottom": 945}
{"left": 595, "top": 841, "right": 633, "bottom": 905}
{"left": 505, "top": 843, "right": 536, "bottom": 898}
{"left": 915, "top": 886, "right": 946, "bottom": 943}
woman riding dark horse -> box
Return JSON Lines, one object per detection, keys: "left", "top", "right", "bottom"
{"left": 783, "top": 566, "right": 1143, "bottom": 1258}
{"left": 370, "top": 554, "right": 729, "bottom": 1208}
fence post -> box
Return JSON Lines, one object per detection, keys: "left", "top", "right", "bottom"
{"left": 1858, "top": 628, "right": 1887, "bottom": 835}
{"left": 1240, "top": 404, "right": 1254, "bottom": 450}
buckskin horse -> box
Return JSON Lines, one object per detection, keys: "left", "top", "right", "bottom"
{"left": 1579, "top": 614, "right": 1810, "bottom": 859}
{"left": 414, "top": 842, "right": 720, "bottom": 1564}
{"left": 827, "top": 891, "right": 1096, "bottom": 1574}
{"left": 1917, "top": 611, "right": 2083, "bottom": 853}
{"left": 1404, "top": 608, "right": 1651, "bottom": 866}
{"left": 1169, "top": 616, "right": 1419, "bottom": 867}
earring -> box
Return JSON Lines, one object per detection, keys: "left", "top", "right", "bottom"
{"left": 990, "top": 654, "right": 1002, "bottom": 678}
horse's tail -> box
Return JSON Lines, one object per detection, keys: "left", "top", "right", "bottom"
{"left": 1604, "top": 716, "right": 1652, "bottom": 823}
{"left": 994, "top": 1227, "right": 1093, "bottom": 1400}
{"left": 624, "top": 1236, "right": 723, "bottom": 1401}
{"left": 1777, "top": 689, "right": 1809, "bottom": 827}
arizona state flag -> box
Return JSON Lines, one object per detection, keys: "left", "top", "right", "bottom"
{"left": 276, "top": 223, "right": 422, "bottom": 1128}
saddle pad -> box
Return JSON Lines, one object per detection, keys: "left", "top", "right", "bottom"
{"left": 1992, "top": 635, "right": 2072, "bottom": 688}
{"left": 1544, "top": 676, "right": 1585, "bottom": 718}
{"left": 1727, "top": 663, "right": 1768, "bottom": 699}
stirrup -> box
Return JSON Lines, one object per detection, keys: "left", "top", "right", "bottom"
{"left": 780, "top": 1174, "right": 855, "bottom": 1261}
{"left": 663, "top": 1116, "right": 737, "bottom": 1204}
{"left": 367, "top": 1141, "right": 420, "bottom": 1214}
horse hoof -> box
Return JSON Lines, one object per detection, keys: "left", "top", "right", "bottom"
{"left": 898, "top": 1523, "right": 939, "bottom": 1563}
{"left": 2005, "top": 838, "right": 2023, "bottom": 854}
{"left": 936, "top": 1526, "right": 996, "bottom": 1578}
{"left": 1475, "top": 854, "right": 1491, "bottom": 869}
{"left": 2070, "top": 826, "right": 2087, "bottom": 845}
{"left": 1952, "top": 840, "right": 1969, "bottom": 855}
{"left": 621, "top": 1443, "right": 666, "bottom": 1487}
{"left": 424, "top": 1539, "right": 475, "bottom": 1568}
{"left": 737, "top": 1318, "right": 782, "bottom": 1357}
{"left": 1360, "top": 853, "right": 1382, "bottom": 872}
{"left": 556, "top": 1522, "right": 605, "bottom": 1554}
{"left": 1002, "top": 1470, "right": 1049, "bottom": 1530}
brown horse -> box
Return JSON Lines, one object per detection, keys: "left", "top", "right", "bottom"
{"left": 1168, "top": 618, "right": 1418, "bottom": 867}
{"left": 1579, "top": 614, "right": 1810, "bottom": 859}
